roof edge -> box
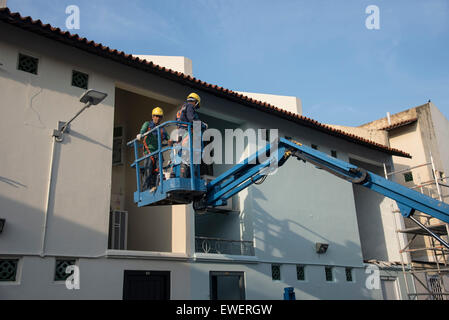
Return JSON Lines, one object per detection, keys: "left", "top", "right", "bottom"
{"left": 0, "top": 7, "right": 411, "bottom": 158}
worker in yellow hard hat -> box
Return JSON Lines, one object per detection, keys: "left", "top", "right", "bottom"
{"left": 176, "top": 93, "right": 201, "bottom": 123}
{"left": 137, "top": 107, "right": 173, "bottom": 191}
{"left": 173, "top": 93, "right": 208, "bottom": 178}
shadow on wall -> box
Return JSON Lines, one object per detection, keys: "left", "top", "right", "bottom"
{"left": 0, "top": 193, "right": 108, "bottom": 257}
{"left": 0, "top": 176, "right": 27, "bottom": 189}
{"left": 246, "top": 186, "right": 362, "bottom": 261}
{"left": 239, "top": 185, "right": 375, "bottom": 299}
{"left": 0, "top": 128, "right": 110, "bottom": 256}
{"left": 352, "top": 183, "right": 390, "bottom": 261}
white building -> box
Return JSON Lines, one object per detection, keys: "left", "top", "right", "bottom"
{"left": 0, "top": 8, "right": 414, "bottom": 300}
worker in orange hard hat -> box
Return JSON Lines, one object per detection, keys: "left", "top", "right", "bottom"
{"left": 137, "top": 107, "right": 173, "bottom": 191}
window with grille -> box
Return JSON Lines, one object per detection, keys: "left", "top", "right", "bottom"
{"left": 428, "top": 275, "right": 444, "bottom": 300}
{"left": 297, "top": 265, "right": 305, "bottom": 281}
{"left": 54, "top": 259, "right": 76, "bottom": 281}
{"left": 271, "top": 264, "right": 281, "bottom": 281}
{"left": 113, "top": 126, "right": 124, "bottom": 166}
{"left": 72, "top": 70, "right": 89, "bottom": 89}
{"left": 17, "top": 53, "right": 39, "bottom": 75}
{"left": 0, "top": 259, "right": 19, "bottom": 282}
{"left": 345, "top": 267, "right": 353, "bottom": 282}
{"left": 404, "top": 172, "right": 413, "bottom": 183}
{"left": 325, "top": 266, "right": 334, "bottom": 282}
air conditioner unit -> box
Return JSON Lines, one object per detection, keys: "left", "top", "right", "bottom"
{"left": 202, "top": 175, "right": 234, "bottom": 212}
{"left": 109, "top": 210, "right": 128, "bottom": 250}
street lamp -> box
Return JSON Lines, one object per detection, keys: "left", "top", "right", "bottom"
{"left": 42, "top": 89, "right": 108, "bottom": 256}
{"left": 53, "top": 89, "right": 108, "bottom": 142}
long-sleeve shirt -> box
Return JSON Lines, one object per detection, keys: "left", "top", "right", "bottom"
{"left": 178, "top": 102, "right": 200, "bottom": 123}
{"left": 140, "top": 121, "right": 169, "bottom": 154}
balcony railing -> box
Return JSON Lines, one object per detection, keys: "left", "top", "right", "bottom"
{"left": 195, "top": 237, "right": 254, "bottom": 256}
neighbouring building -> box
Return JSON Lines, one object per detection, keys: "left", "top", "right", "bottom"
{"left": 329, "top": 102, "right": 449, "bottom": 300}
{"left": 359, "top": 103, "right": 449, "bottom": 300}
{"left": 0, "top": 8, "right": 416, "bottom": 300}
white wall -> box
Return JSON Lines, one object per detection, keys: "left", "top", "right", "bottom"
{"left": 197, "top": 94, "right": 398, "bottom": 268}
{"left": 350, "top": 159, "right": 409, "bottom": 263}
{"left": 0, "top": 25, "right": 115, "bottom": 257}
{"left": 430, "top": 103, "right": 449, "bottom": 200}
{"left": 133, "top": 55, "right": 193, "bottom": 77}
{"left": 237, "top": 91, "right": 302, "bottom": 116}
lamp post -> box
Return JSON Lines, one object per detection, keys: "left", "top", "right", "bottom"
{"left": 53, "top": 89, "right": 108, "bottom": 142}
{"left": 41, "top": 89, "right": 107, "bottom": 256}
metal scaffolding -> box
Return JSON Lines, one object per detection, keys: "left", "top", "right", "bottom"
{"left": 384, "top": 154, "right": 449, "bottom": 300}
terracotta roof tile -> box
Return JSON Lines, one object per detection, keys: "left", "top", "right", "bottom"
{"left": 379, "top": 118, "right": 418, "bottom": 131}
{"left": 0, "top": 7, "right": 411, "bottom": 158}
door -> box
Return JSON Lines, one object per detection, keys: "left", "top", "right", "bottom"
{"left": 123, "top": 271, "right": 170, "bottom": 300}
{"left": 210, "top": 271, "right": 245, "bottom": 300}
{"left": 380, "top": 277, "right": 400, "bottom": 300}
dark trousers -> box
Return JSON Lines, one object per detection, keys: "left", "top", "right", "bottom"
{"left": 142, "top": 155, "right": 159, "bottom": 191}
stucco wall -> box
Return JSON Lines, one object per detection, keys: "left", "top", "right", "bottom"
{"left": 236, "top": 91, "right": 302, "bottom": 116}
{"left": 0, "top": 24, "right": 115, "bottom": 257}
{"left": 429, "top": 103, "right": 449, "bottom": 201}
{"left": 196, "top": 93, "right": 397, "bottom": 268}
{"left": 350, "top": 159, "right": 409, "bottom": 264}
{"left": 327, "top": 124, "right": 389, "bottom": 146}
{"left": 0, "top": 255, "right": 389, "bottom": 300}
{"left": 133, "top": 55, "right": 193, "bottom": 77}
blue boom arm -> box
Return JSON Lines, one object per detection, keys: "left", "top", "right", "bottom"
{"left": 203, "top": 138, "right": 449, "bottom": 226}
{"left": 128, "top": 122, "right": 449, "bottom": 248}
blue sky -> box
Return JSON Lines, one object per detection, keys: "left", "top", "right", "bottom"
{"left": 7, "top": 0, "right": 449, "bottom": 126}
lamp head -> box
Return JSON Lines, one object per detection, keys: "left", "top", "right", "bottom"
{"left": 80, "top": 89, "right": 108, "bottom": 106}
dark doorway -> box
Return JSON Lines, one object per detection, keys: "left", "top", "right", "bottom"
{"left": 210, "top": 271, "right": 245, "bottom": 300}
{"left": 123, "top": 271, "right": 170, "bottom": 300}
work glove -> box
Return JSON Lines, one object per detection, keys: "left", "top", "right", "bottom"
{"left": 136, "top": 134, "right": 142, "bottom": 141}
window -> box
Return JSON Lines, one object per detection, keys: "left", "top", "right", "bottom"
{"left": 0, "top": 259, "right": 19, "bottom": 282}
{"left": 311, "top": 144, "right": 318, "bottom": 150}
{"left": 325, "top": 266, "right": 334, "bottom": 282}
{"left": 296, "top": 265, "right": 305, "bottom": 281}
{"left": 271, "top": 264, "right": 281, "bottom": 281}
{"left": 71, "top": 70, "right": 89, "bottom": 89}
{"left": 345, "top": 268, "right": 353, "bottom": 282}
{"left": 54, "top": 259, "right": 76, "bottom": 281}
{"left": 331, "top": 150, "right": 337, "bottom": 158}
{"left": 403, "top": 172, "right": 413, "bottom": 183}
{"left": 113, "top": 126, "right": 124, "bottom": 166}
{"left": 17, "top": 53, "right": 39, "bottom": 74}
{"left": 210, "top": 272, "right": 245, "bottom": 300}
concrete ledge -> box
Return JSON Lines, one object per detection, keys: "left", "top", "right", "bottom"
{"left": 194, "top": 253, "right": 259, "bottom": 264}
{"left": 106, "top": 250, "right": 191, "bottom": 261}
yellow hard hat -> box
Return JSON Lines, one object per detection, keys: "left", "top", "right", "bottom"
{"left": 152, "top": 107, "right": 164, "bottom": 117}
{"left": 187, "top": 93, "right": 201, "bottom": 105}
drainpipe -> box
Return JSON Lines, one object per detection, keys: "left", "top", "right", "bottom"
{"left": 41, "top": 134, "right": 57, "bottom": 257}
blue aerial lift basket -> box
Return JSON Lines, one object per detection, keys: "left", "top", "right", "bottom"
{"left": 127, "top": 121, "right": 206, "bottom": 207}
